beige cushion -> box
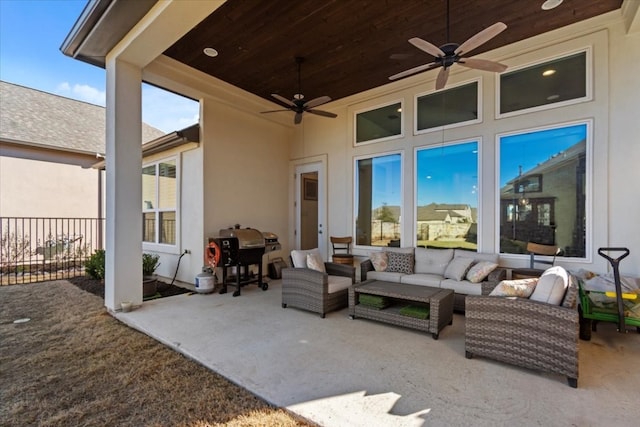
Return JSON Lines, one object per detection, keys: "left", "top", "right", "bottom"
{"left": 490, "top": 278, "right": 539, "bottom": 298}
{"left": 369, "top": 251, "right": 388, "bottom": 271}
{"left": 306, "top": 253, "right": 326, "bottom": 273}
{"left": 466, "top": 261, "right": 499, "bottom": 283}
{"left": 530, "top": 266, "right": 569, "bottom": 305}
{"left": 401, "top": 274, "right": 442, "bottom": 287}
{"left": 327, "top": 275, "right": 352, "bottom": 293}
{"left": 454, "top": 249, "right": 499, "bottom": 264}
{"left": 444, "top": 257, "right": 475, "bottom": 281}
{"left": 414, "top": 248, "right": 453, "bottom": 275}
{"left": 291, "top": 248, "right": 322, "bottom": 268}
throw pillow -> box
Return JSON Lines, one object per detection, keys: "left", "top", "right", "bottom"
{"left": 291, "top": 248, "right": 322, "bottom": 268}
{"left": 466, "top": 261, "right": 499, "bottom": 283}
{"left": 369, "top": 251, "right": 388, "bottom": 272}
{"left": 489, "top": 278, "right": 539, "bottom": 298}
{"left": 444, "top": 257, "right": 475, "bottom": 281}
{"left": 306, "top": 252, "right": 326, "bottom": 273}
{"left": 386, "top": 252, "right": 414, "bottom": 274}
{"left": 530, "top": 266, "right": 569, "bottom": 305}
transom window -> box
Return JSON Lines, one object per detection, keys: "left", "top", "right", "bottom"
{"left": 415, "top": 80, "right": 480, "bottom": 134}
{"left": 355, "top": 152, "right": 402, "bottom": 247}
{"left": 499, "top": 122, "right": 589, "bottom": 258}
{"left": 354, "top": 101, "right": 403, "bottom": 145}
{"left": 415, "top": 141, "right": 479, "bottom": 250}
{"left": 498, "top": 49, "right": 589, "bottom": 117}
{"left": 143, "top": 158, "right": 177, "bottom": 246}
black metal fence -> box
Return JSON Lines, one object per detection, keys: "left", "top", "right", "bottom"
{"left": 0, "top": 217, "right": 105, "bottom": 285}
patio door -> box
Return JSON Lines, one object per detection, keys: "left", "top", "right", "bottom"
{"left": 295, "top": 161, "right": 326, "bottom": 257}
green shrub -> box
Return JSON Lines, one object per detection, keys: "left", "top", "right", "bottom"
{"left": 85, "top": 249, "right": 105, "bottom": 280}
{"left": 142, "top": 253, "right": 160, "bottom": 277}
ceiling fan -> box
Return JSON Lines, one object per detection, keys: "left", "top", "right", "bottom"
{"left": 261, "top": 57, "right": 337, "bottom": 125}
{"left": 389, "top": 0, "right": 508, "bottom": 90}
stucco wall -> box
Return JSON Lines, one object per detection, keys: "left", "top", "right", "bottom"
{"left": 0, "top": 155, "right": 101, "bottom": 218}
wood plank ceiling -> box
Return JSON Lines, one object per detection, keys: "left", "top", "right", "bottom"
{"left": 163, "top": 0, "right": 621, "bottom": 105}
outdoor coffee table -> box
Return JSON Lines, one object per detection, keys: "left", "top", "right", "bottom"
{"left": 349, "top": 279, "right": 454, "bottom": 339}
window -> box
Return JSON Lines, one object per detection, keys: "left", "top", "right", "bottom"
{"left": 143, "top": 158, "right": 177, "bottom": 246}
{"left": 415, "top": 141, "right": 478, "bottom": 250}
{"left": 355, "top": 101, "right": 403, "bottom": 145}
{"left": 499, "top": 122, "right": 588, "bottom": 258}
{"left": 498, "top": 49, "right": 589, "bottom": 117}
{"left": 415, "top": 80, "right": 480, "bottom": 133}
{"left": 355, "top": 152, "right": 402, "bottom": 247}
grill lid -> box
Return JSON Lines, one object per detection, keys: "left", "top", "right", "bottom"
{"left": 219, "top": 227, "right": 265, "bottom": 248}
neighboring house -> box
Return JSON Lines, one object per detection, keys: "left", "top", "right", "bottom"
{"left": 0, "top": 81, "right": 166, "bottom": 279}
{"left": 0, "top": 81, "right": 164, "bottom": 218}
{"left": 60, "top": 1, "right": 640, "bottom": 310}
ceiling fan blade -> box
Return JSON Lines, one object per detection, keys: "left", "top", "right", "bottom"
{"left": 389, "top": 62, "right": 438, "bottom": 80}
{"left": 260, "top": 109, "right": 292, "bottom": 114}
{"left": 271, "top": 93, "right": 295, "bottom": 107}
{"left": 458, "top": 57, "right": 508, "bottom": 72}
{"left": 304, "top": 95, "right": 331, "bottom": 109}
{"left": 409, "top": 37, "right": 445, "bottom": 57}
{"left": 308, "top": 109, "right": 338, "bottom": 118}
{"left": 435, "top": 67, "right": 450, "bottom": 90}
{"left": 294, "top": 112, "right": 303, "bottom": 125}
{"left": 454, "top": 22, "right": 507, "bottom": 56}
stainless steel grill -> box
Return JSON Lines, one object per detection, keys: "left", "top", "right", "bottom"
{"left": 212, "top": 226, "right": 280, "bottom": 297}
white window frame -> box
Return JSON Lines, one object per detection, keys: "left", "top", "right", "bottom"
{"left": 353, "top": 150, "right": 404, "bottom": 249}
{"left": 495, "top": 119, "right": 593, "bottom": 262}
{"left": 496, "top": 47, "right": 592, "bottom": 119}
{"left": 353, "top": 99, "right": 405, "bottom": 146}
{"left": 414, "top": 77, "right": 482, "bottom": 135}
{"left": 142, "top": 155, "right": 181, "bottom": 253}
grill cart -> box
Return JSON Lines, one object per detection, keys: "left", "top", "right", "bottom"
{"left": 578, "top": 247, "right": 640, "bottom": 340}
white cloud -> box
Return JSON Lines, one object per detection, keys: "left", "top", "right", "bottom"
{"left": 56, "top": 82, "right": 106, "bottom": 106}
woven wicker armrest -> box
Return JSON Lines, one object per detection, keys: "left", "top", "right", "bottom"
{"left": 481, "top": 267, "right": 507, "bottom": 295}
{"left": 465, "top": 294, "right": 579, "bottom": 387}
{"left": 325, "top": 262, "right": 356, "bottom": 283}
{"left": 360, "top": 259, "right": 374, "bottom": 281}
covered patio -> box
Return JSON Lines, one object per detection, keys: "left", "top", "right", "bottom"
{"left": 115, "top": 281, "right": 639, "bottom": 426}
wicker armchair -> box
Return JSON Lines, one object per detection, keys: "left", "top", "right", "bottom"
{"left": 282, "top": 262, "right": 355, "bottom": 318}
{"left": 465, "top": 273, "right": 580, "bottom": 387}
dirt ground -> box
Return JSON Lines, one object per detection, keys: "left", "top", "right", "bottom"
{"left": 66, "top": 275, "right": 191, "bottom": 299}
{"left": 0, "top": 280, "right": 315, "bottom": 427}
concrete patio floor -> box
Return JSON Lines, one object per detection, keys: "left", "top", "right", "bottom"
{"left": 115, "top": 279, "right": 640, "bottom": 427}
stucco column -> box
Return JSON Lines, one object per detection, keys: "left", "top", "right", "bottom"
{"left": 104, "top": 58, "right": 142, "bottom": 311}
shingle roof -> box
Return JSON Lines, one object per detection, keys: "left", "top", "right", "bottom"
{"left": 0, "top": 81, "right": 165, "bottom": 155}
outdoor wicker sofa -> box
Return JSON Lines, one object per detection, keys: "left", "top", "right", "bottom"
{"left": 282, "top": 249, "right": 355, "bottom": 318}
{"left": 360, "top": 247, "right": 506, "bottom": 312}
{"left": 465, "top": 267, "right": 580, "bottom": 387}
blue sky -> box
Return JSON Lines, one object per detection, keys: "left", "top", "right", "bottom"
{"left": 0, "top": 0, "right": 199, "bottom": 133}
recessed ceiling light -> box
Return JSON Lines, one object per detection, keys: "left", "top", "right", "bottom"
{"left": 542, "top": 69, "right": 556, "bottom": 76}
{"left": 203, "top": 47, "right": 218, "bottom": 57}
{"left": 541, "top": 0, "right": 563, "bottom": 11}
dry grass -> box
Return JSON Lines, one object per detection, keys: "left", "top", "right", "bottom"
{"left": 0, "top": 281, "right": 315, "bottom": 427}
